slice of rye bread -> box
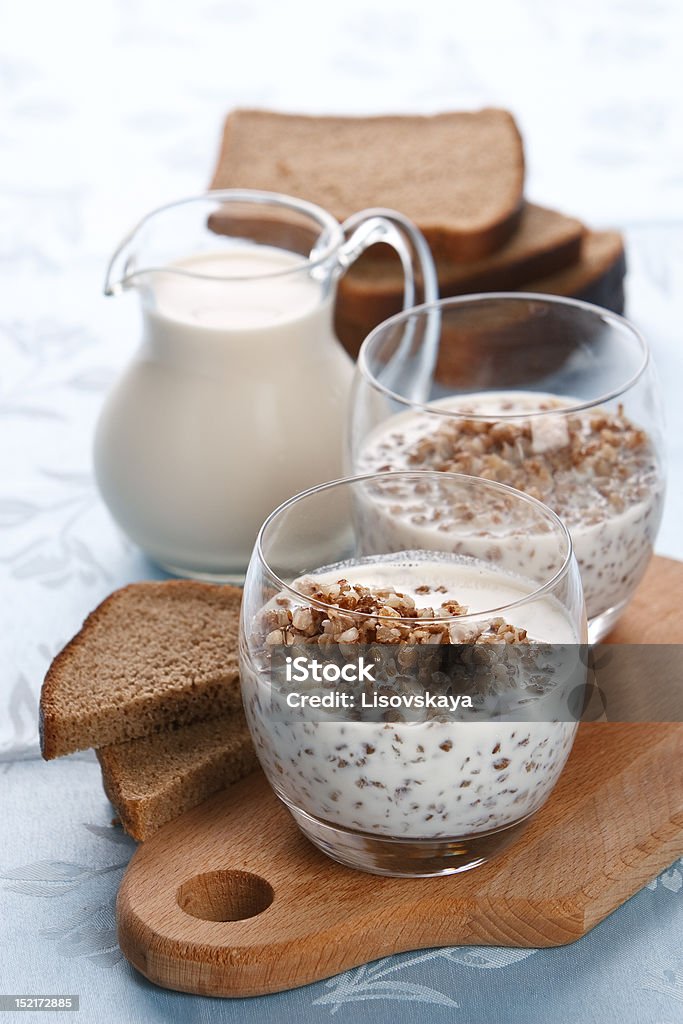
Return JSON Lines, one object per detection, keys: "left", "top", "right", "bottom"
{"left": 334, "top": 229, "right": 626, "bottom": 360}
{"left": 40, "top": 581, "right": 243, "bottom": 760}
{"left": 337, "top": 204, "right": 585, "bottom": 327}
{"left": 210, "top": 108, "right": 525, "bottom": 261}
{"left": 97, "top": 712, "right": 259, "bottom": 841}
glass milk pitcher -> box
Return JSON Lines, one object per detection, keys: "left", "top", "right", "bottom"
{"left": 95, "top": 190, "right": 437, "bottom": 579}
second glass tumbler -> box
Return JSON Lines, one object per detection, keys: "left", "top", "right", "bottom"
{"left": 347, "top": 294, "right": 665, "bottom": 641}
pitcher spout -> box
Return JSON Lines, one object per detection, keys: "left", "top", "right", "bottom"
{"left": 103, "top": 190, "right": 346, "bottom": 299}
{"left": 104, "top": 227, "right": 140, "bottom": 296}
{"left": 103, "top": 201, "right": 165, "bottom": 296}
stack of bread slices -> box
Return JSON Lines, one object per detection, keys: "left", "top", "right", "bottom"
{"left": 211, "top": 108, "right": 626, "bottom": 357}
{"left": 40, "top": 582, "right": 258, "bottom": 841}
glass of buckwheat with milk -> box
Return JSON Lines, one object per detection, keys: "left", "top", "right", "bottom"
{"left": 239, "top": 472, "right": 586, "bottom": 877}
{"left": 348, "top": 294, "right": 665, "bottom": 642}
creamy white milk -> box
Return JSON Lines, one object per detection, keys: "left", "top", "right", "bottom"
{"left": 148, "top": 249, "right": 324, "bottom": 329}
{"left": 94, "top": 246, "right": 354, "bottom": 575}
{"left": 242, "top": 554, "right": 580, "bottom": 839}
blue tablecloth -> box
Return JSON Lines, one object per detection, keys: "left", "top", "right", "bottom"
{"left": 2, "top": 1, "right": 683, "bottom": 1020}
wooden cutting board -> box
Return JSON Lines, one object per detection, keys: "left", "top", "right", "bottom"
{"left": 117, "top": 556, "right": 683, "bottom": 997}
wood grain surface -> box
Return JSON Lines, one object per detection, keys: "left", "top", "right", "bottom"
{"left": 117, "top": 556, "right": 683, "bottom": 997}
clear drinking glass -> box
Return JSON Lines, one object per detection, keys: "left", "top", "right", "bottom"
{"left": 347, "top": 294, "right": 666, "bottom": 642}
{"left": 95, "top": 190, "right": 436, "bottom": 580}
{"left": 239, "top": 471, "right": 586, "bottom": 877}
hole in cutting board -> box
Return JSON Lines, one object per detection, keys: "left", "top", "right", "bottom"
{"left": 177, "top": 870, "right": 274, "bottom": 922}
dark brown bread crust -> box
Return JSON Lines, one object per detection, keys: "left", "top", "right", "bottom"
{"left": 543, "top": 235, "right": 626, "bottom": 315}
{"left": 40, "top": 581, "right": 243, "bottom": 760}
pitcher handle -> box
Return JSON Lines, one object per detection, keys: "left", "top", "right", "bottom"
{"left": 336, "top": 209, "right": 440, "bottom": 404}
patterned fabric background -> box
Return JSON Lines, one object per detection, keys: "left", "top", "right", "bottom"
{"left": 1, "top": 1, "right": 682, "bottom": 1021}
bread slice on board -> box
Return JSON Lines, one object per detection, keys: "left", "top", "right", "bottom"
{"left": 98, "top": 713, "right": 258, "bottom": 841}
{"left": 337, "top": 204, "right": 585, "bottom": 327}
{"left": 210, "top": 108, "right": 525, "bottom": 261}
{"left": 40, "top": 581, "right": 243, "bottom": 759}
{"left": 334, "top": 229, "right": 626, "bottom": 359}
